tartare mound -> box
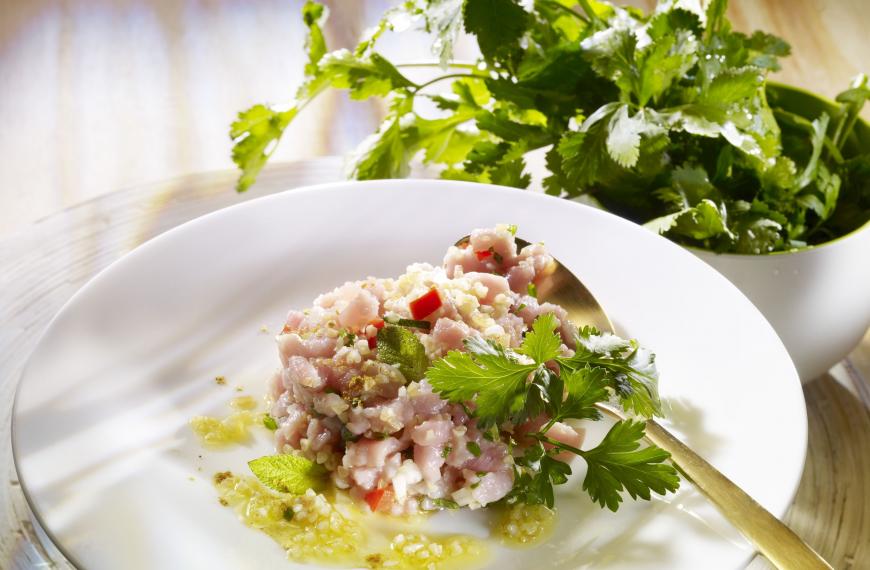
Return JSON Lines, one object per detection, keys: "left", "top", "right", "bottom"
{"left": 267, "top": 225, "right": 584, "bottom": 515}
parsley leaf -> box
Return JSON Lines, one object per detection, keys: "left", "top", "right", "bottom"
{"left": 581, "top": 420, "right": 681, "bottom": 511}
{"left": 558, "top": 366, "right": 609, "bottom": 421}
{"left": 517, "top": 312, "right": 562, "bottom": 363}
{"left": 376, "top": 324, "right": 429, "bottom": 382}
{"left": 426, "top": 345, "right": 536, "bottom": 427}
{"left": 557, "top": 328, "right": 662, "bottom": 418}
{"left": 248, "top": 454, "right": 328, "bottom": 494}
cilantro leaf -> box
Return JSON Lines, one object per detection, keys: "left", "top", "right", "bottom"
{"left": 581, "top": 420, "right": 680, "bottom": 511}
{"left": 605, "top": 105, "right": 666, "bottom": 168}
{"left": 376, "top": 324, "right": 429, "bottom": 382}
{"left": 230, "top": 105, "right": 297, "bottom": 192}
{"left": 248, "top": 454, "right": 328, "bottom": 494}
{"left": 301, "top": 1, "right": 328, "bottom": 75}
{"left": 518, "top": 313, "right": 562, "bottom": 364}
{"left": 426, "top": 348, "right": 536, "bottom": 427}
{"left": 463, "top": 0, "right": 529, "bottom": 68}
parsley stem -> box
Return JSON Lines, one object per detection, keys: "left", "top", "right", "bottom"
{"left": 414, "top": 73, "right": 486, "bottom": 92}
{"left": 534, "top": 434, "right": 587, "bottom": 458}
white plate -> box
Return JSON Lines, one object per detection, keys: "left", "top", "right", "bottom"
{"left": 13, "top": 180, "right": 806, "bottom": 570}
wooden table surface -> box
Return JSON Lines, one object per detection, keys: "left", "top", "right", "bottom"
{"left": 0, "top": 0, "right": 868, "bottom": 239}
{"left": 1, "top": 1, "right": 868, "bottom": 568}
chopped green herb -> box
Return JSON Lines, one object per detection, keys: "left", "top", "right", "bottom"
{"left": 263, "top": 414, "right": 279, "bottom": 431}
{"left": 516, "top": 303, "right": 526, "bottom": 312}
{"left": 341, "top": 425, "right": 360, "bottom": 442}
{"left": 526, "top": 283, "right": 537, "bottom": 299}
{"left": 466, "top": 441, "right": 482, "bottom": 457}
{"left": 337, "top": 329, "right": 357, "bottom": 346}
{"left": 491, "top": 248, "right": 504, "bottom": 264}
{"left": 506, "top": 224, "right": 518, "bottom": 236}
{"left": 441, "top": 445, "right": 452, "bottom": 459}
{"left": 430, "top": 498, "right": 460, "bottom": 510}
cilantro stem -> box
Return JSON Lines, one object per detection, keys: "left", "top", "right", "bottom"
{"left": 541, "top": 0, "right": 589, "bottom": 22}
{"left": 414, "top": 73, "right": 487, "bottom": 92}
{"left": 575, "top": 0, "right": 603, "bottom": 29}
{"left": 773, "top": 108, "right": 844, "bottom": 163}
{"left": 396, "top": 62, "right": 479, "bottom": 70}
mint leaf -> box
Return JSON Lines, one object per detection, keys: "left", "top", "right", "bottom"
{"left": 248, "top": 454, "right": 328, "bottom": 494}
{"left": 581, "top": 420, "right": 680, "bottom": 511}
{"left": 377, "top": 323, "right": 429, "bottom": 382}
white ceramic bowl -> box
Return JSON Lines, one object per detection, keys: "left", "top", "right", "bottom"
{"left": 692, "top": 221, "right": 870, "bottom": 381}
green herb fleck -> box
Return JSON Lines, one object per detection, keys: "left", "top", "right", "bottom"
{"left": 527, "top": 283, "right": 537, "bottom": 299}
{"left": 467, "top": 441, "right": 482, "bottom": 457}
{"left": 263, "top": 414, "right": 279, "bottom": 431}
{"left": 430, "top": 498, "right": 460, "bottom": 510}
{"left": 441, "top": 445, "right": 452, "bottom": 459}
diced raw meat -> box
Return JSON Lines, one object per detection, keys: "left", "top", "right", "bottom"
{"left": 414, "top": 444, "right": 447, "bottom": 484}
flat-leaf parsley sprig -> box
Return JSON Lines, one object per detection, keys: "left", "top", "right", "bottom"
{"left": 427, "top": 314, "right": 680, "bottom": 511}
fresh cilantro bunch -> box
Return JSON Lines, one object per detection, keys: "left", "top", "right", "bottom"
{"left": 428, "top": 314, "right": 679, "bottom": 511}
{"left": 231, "top": 0, "right": 869, "bottom": 253}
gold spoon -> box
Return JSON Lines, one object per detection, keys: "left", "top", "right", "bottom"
{"left": 456, "top": 235, "right": 831, "bottom": 570}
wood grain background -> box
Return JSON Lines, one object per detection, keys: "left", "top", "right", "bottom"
{"left": 0, "top": 0, "right": 868, "bottom": 238}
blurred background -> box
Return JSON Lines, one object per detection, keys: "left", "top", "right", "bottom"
{"left": 0, "top": 0, "right": 867, "bottom": 239}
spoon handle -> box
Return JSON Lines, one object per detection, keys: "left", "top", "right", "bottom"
{"left": 642, "top": 419, "right": 831, "bottom": 570}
